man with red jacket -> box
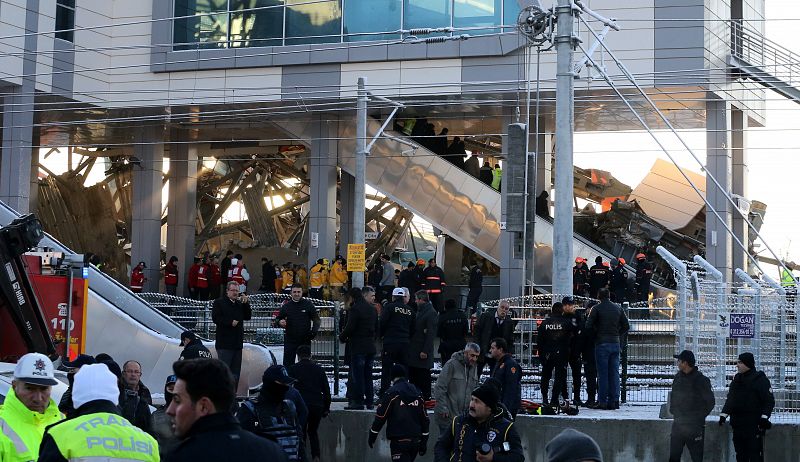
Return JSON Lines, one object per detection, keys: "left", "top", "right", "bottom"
{"left": 209, "top": 255, "right": 222, "bottom": 300}
{"left": 196, "top": 257, "right": 211, "bottom": 301}
{"left": 130, "top": 261, "right": 147, "bottom": 293}
{"left": 164, "top": 256, "right": 179, "bottom": 296}
{"left": 188, "top": 257, "right": 201, "bottom": 300}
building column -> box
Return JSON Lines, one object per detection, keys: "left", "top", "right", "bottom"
{"left": 500, "top": 113, "right": 524, "bottom": 298}
{"left": 308, "top": 117, "right": 339, "bottom": 267}
{"left": 131, "top": 126, "right": 165, "bottom": 292}
{"left": 166, "top": 129, "right": 198, "bottom": 297}
{"left": 1, "top": 86, "right": 35, "bottom": 213}
{"left": 338, "top": 171, "right": 355, "bottom": 256}
{"left": 706, "top": 97, "right": 733, "bottom": 282}
{"left": 731, "top": 108, "right": 749, "bottom": 273}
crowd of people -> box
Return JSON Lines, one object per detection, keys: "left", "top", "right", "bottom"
{"left": 572, "top": 253, "right": 654, "bottom": 306}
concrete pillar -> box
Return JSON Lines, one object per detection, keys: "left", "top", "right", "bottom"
{"left": 131, "top": 126, "right": 165, "bottom": 292}
{"left": 705, "top": 97, "right": 733, "bottom": 282}
{"left": 731, "top": 109, "right": 749, "bottom": 273}
{"left": 1, "top": 86, "right": 35, "bottom": 213}
{"left": 166, "top": 129, "right": 198, "bottom": 297}
{"left": 338, "top": 171, "right": 355, "bottom": 256}
{"left": 308, "top": 117, "right": 339, "bottom": 267}
{"left": 500, "top": 114, "right": 524, "bottom": 298}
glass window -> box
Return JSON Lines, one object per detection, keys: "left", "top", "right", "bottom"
{"left": 503, "top": 0, "right": 524, "bottom": 33}
{"left": 453, "top": 0, "right": 500, "bottom": 36}
{"left": 55, "top": 0, "right": 75, "bottom": 42}
{"left": 403, "top": 0, "right": 450, "bottom": 31}
{"left": 343, "top": 0, "right": 401, "bottom": 42}
{"left": 285, "top": 0, "right": 342, "bottom": 45}
{"left": 174, "top": 0, "right": 230, "bottom": 50}
{"left": 230, "top": 0, "right": 285, "bottom": 47}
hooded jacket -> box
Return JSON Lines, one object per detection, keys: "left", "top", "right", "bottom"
{"left": 433, "top": 350, "right": 481, "bottom": 423}
{"left": 407, "top": 302, "right": 438, "bottom": 369}
{"left": 721, "top": 368, "right": 775, "bottom": 427}
{"left": 339, "top": 297, "right": 378, "bottom": 356}
{"left": 370, "top": 378, "right": 429, "bottom": 441}
{"left": 585, "top": 299, "right": 629, "bottom": 345}
{"left": 670, "top": 366, "right": 715, "bottom": 426}
{"left": 0, "top": 388, "right": 62, "bottom": 462}
{"left": 179, "top": 338, "right": 212, "bottom": 361}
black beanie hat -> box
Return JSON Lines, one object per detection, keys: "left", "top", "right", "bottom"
{"left": 391, "top": 364, "right": 407, "bottom": 380}
{"left": 471, "top": 384, "right": 499, "bottom": 410}
{"left": 545, "top": 428, "right": 603, "bottom": 462}
{"left": 738, "top": 352, "right": 755, "bottom": 369}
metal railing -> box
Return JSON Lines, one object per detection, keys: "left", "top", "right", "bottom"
{"left": 730, "top": 19, "right": 800, "bottom": 87}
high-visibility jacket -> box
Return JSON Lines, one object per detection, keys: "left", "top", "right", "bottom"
{"left": 781, "top": 268, "right": 796, "bottom": 288}
{"left": 491, "top": 167, "right": 502, "bottom": 190}
{"left": 41, "top": 408, "right": 158, "bottom": 462}
{"left": 422, "top": 266, "right": 446, "bottom": 294}
{"left": 0, "top": 389, "right": 62, "bottom": 462}
{"left": 164, "top": 262, "right": 178, "bottom": 286}
{"left": 196, "top": 264, "right": 210, "bottom": 288}
{"left": 296, "top": 268, "right": 308, "bottom": 290}
{"left": 330, "top": 262, "right": 347, "bottom": 286}
{"left": 281, "top": 269, "right": 295, "bottom": 289}
{"left": 130, "top": 268, "right": 145, "bottom": 291}
{"left": 309, "top": 264, "right": 328, "bottom": 289}
{"left": 231, "top": 266, "right": 249, "bottom": 292}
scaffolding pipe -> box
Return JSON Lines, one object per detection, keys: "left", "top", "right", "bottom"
{"left": 657, "top": 246, "right": 687, "bottom": 349}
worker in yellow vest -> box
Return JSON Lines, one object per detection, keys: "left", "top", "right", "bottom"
{"left": 38, "top": 363, "right": 159, "bottom": 461}
{"left": 781, "top": 268, "right": 796, "bottom": 288}
{"left": 281, "top": 262, "right": 295, "bottom": 294}
{"left": 0, "top": 353, "right": 63, "bottom": 462}
{"left": 296, "top": 264, "right": 309, "bottom": 294}
{"left": 309, "top": 258, "right": 328, "bottom": 300}
{"left": 330, "top": 255, "right": 348, "bottom": 299}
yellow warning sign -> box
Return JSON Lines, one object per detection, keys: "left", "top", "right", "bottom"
{"left": 347, "top": 244, "right": 366, "bottom": 272}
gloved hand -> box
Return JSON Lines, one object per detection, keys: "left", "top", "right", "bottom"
{"left": 759, "top": 417, "right": 772, "bottom": 430}
{"left": 718, "top": 415, "right": 727, "bottom": 426}
{"left": 368, "top": 431, "right": 377, "bottom": 448}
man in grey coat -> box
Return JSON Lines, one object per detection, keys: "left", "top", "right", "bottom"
{"left": 433, "top": 343, "right": 481, "bottom": 433}
{"left": 378, "top": 254, "right": 396, "bottom": 303}
{"left": 408, "top": 290, "right": 438, "bottom": 400}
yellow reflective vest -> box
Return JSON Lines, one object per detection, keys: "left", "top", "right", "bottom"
{"left": 281, "top": 269, "right": 295, "bottom": 289}
{"left": 309, "top": 264, "right": 328, "bottom": 289}
{"left": 781, "top": 268, "right": 796, "bottom": 288}
{"left": 43, "top": 410, "right": 158, "bottom": 461}
{"left": 330, "top": 262, "right": 348, "bottom": 286}
{"left": 0, "top": 389, "right": 62, "bottom": 462}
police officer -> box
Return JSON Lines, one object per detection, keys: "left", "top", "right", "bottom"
{"left": 634, "top": 253, "right": 653, "bottom": 303}
{"left": 379, "top": 287, "right": 416, "bottom": 396}
{"left": 588, "top": 256, "right": 610, "bottom": 299}
{"left": 573, "top": 257, "right": 589, "bottom": 297}
{"left": 38, "top": 363, "right": 159, "bottom": 462}
{"left": 179, "top": 330, "right": 212, "bottom": 360}
{"left": 433, "top": 384, "right": 523, "bottom": 462}
{"left": 582, "top": 301, "right": 599, "bottom": 407}
{"left": 562, "top": 296, "right": 586, "bottom": 405}
{"left": 275, "top": 283, "right": 321, "bottom": 366}
{"left": 610, "top": 257, "right": 628, "bottom": 304}
{"left": 0, "top": 353, "right": 63, "bottom": 462}
{"left": 720, "top": 352, "right": 775, "bottom": 462}
{"left": 369, "top": 365, "right": 430, "bottom": 462}
{"left": 537, "top": 302, "right": 576, "bottom": 408}
{"left": 437, "top": 299, "right": 469, "bottom": 365}
{"left": 488, "top": 338, "right": 522, "bottom": 418}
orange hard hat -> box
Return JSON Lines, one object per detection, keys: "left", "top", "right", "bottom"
{"left": 618, "top": 257, "right": 626, "bottom": 265}
{"left": 575, "top": 257, "right": 584, "bottom": 263}
{"left": 417, "top": 259, "right": 425, "bottom": 265}
{"left": 636, "top": 253, "right": 646, "bottom": 260}
{"left": 602, "top": 262, "right": 610, "bottom": 267}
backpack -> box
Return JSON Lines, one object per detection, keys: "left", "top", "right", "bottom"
{"left": 242, "top": 399, "right": 301, "bottom": 460}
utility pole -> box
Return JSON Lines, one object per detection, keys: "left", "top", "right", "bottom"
{"left": 553, "top": 0, "right": 576, "bottom": 296}
{"left": 351, "top": 77, "right": 367, "bottom": 288}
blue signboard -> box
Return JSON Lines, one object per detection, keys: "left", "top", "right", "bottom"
{"left": 729, "top": 313, "right": 755, "bottom": 339}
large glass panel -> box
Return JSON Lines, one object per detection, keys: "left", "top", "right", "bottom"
{"left": 230, "top": 0, "right": 285, "bottom": 47}
{"left": 55, "top": 0, "right": 76, "bottom": 42}
{"left": 403, "top": 0, "right": 450, "bottom": 31}
{"left": 174, "top": 0, "right": 230, "bottom": 50}
{"left": 453, "top": 0, "right": 501, "bottom": 36}
{"left": 343, "top": 0, "right": 401, "bottom": 42}
{"left": 285, "top": 0, "right": 343, "bottom": 45}
{"left": 503, "top": 0, "right": 524, "bottom": 33}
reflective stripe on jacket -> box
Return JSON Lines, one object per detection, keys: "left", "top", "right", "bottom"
{"left": 0, "top": 389, "right": 62, "bottom": 462}
{"left": 46, "top": 412, "right": 158, "bottom": 462}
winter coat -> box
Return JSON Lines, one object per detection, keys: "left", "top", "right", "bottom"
{"left": 275, "top": 298, "right": 321, "bottom": 345}
{"left": 397, "top": 268, "right": 418, "bottom": 294}
{"left": 287, "top": 359, "right": 332, "bottom": 411}
{"left": 179, "top": 338, "right": 212, "bottom": 361}
{"left": 433, "top": 350, "right": 480, "bottom": 423}
{"left": 211, "top": 295, "right": 252, "bottom": 350}
{"left": 380, "top": 299, "right": 416, "bottom": 346}
{"left": 339, "top": 298, "right": 378, "bottom": 356}
{"left": 721, "top": 368, "right": 776, "bottom": 428}
{"left": 380, "top": 261, "right": 395, "bottom": 286}
{"left": 585, "top": 299, "right": 629, "bottom": 345}
{"left": 370, "top": 378, "right": 429, "bottom": 441}
{"left": 670, "top": 367, "right": 715, "bottom": 426}
{"left": 407, "top": 302, "right": 438, "bottom": 368}
{"left": 437, "top": 307, "right": 468, "bottom": 355}
{"left": 422, "top": 266, "right": 446, "bottom": 294}
{"left": 434, "top": 408, "right": 523, "bottom": 462}
{"left": 475, "top": 309, "right": 516, "bottom": 358}
{"left": 490, "top": 354, "right": 522, "bottom": 417}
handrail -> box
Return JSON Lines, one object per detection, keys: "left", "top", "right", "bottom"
{"left": 730, "top": 19, "right": 800, "bottom": 86}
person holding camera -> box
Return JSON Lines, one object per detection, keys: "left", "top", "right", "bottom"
{"left": 275, "top": 283, "right": 321, "bottom": 366}
{"left": 212, "top": 280, "right": 252, "bottom": 389}
{"left": 434, "top": 383, "right": 523, "bottom": 462}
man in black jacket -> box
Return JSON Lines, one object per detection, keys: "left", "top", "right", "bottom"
{"left": 179, "top": 330, "right": 212, "bottom": 360}
{"left": 408, "top": 290, "right": 438, "bottom": 400}
{"left": 720, "top": 352, "right": 775, "bottom": 462}
{"left": 562, "top": 296, "right": 586, "bottom": 405}
{"left": 288, "top": 345, "right": 331, "bottom": 462}
{"left": 573, "top": 257, "right": 589, "bottom": 297}
{"left": 211, "top": 281, "right": 252, "bottom": 388}
{"left": 398, "top": 262, "right": 418, "bottom": 295}
{"left": 585, "top": 288, "right": 629, "bottom": 410}
{"left": 437, "top": 299, "right": 469, "bottom": 365}
{"left": 422, "top": 259, "right": 446, "bottom": 313}
{"left": 475, "top": 301, "right": 516, "bottom": 373}
{"left": 588, "top": 256, "right": 610, "bottom": 299}
{"left": 537, "top": 302, "right": 575, "bottom": 408}
{"left": 368, "top": 365, "right": 430, "bottom": 461}
{"left": 166, "top": 359, "right": 287, "bottom": 462}
{"left": 434, "top": 384, "right": 524, "bottom": 462}
{"left": 120, "top": 360, "right": 154, "bottom": 434}
{"left": 275, "top": 283, "right": 321, "bottom": 366}
{"left": 379, "top": 287, "right": 416, "bottom": 397}
{"left": 465, "top": 264, "right": 483, "bottom": 315}
{"left": 634, "top": 253, "right": 653, "bottom": 303}
{"left": 669, "top": 349, "right": 715, "bottom": 462}
{"left": 489, "top": 338, "right": 522, "bottom": 418}
{"left": 339, "top": 286, "right": 378, "bottom": 410}
{"left": 610, "top": 258, "right": 628, "bottom": 304}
